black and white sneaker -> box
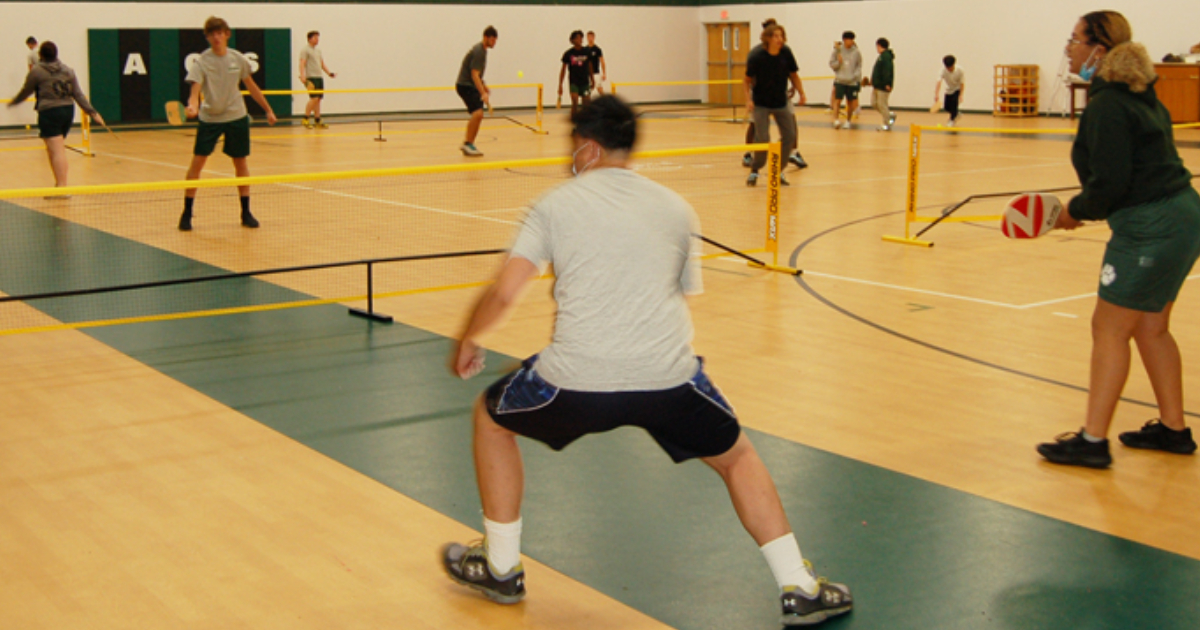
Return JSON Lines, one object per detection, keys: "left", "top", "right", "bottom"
{"left": 781, "top": 580, "right": 853, "bottom": 626}
{"left": 789, "top": 153, "right": 808, "bottom": 169}
{"left": 1119, "top": 419, "right": 1197, "bottom": 454}
{"left": 442, "top": 541, "right": 526, "bottom": 604}
{"left": 747, "top": 172, "right": 759, "bottom": 187}
{"left": 1037, "top": 430, "right": 1112, "bottom": 469}
{"left": 742, "top": 152, "right": 752, "bottom": 168}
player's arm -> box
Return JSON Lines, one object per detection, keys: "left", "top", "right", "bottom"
{"left": 298, "top": 53, "right": 306, "bottom": 83}
{"left": 599, "top": 55, "right": 607, "bottom": 81}
{"left": 472, "top": 69, "right": 488, "bottom": 103}
{"left": 322, "top": 60, "right": 335, "bottom": 78}
{"left": 242, "top": 75, "right": 277, "bottom": 125}
{"left": 933, "top": 78, "right": 942, "bottom": 102}
{"left": 743, "top": 74, "right": 755, "bottom": 114}
{"left": 558, "top": 63, "right": 567, "bottom": 94}
{"left": 452, "top": 257, "right": 540, "bottom": 378}
{"left": 185, "top": 81, "right": 202, "bottom": 118}
{"left": 7, "top": 72, "right": 37, "bottom": 107}
{"left": 788, "top": 72, "right": 806, "bottom": 105}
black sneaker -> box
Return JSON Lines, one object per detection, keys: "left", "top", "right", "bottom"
{"left": 747, "top": 172, "right": 759, "bottom": 187}
{"left": 780, "top": 174, "right": 791, "bottom": 187}
{"left": 241, "top": 212, "right": 260, "bottom": 228}
{"left": 442, "top": 541, "right": 526, "bottom": 604}
{"left": 1118, "top": 419, "right": 1197, "bottom": 454}
{"left": 1037, "top": 431, "right": 1112, "bottom": 469}
{"left": 781, "top": 581, "right": 852, "bottom": 626}
{"left": 178, "top": 210, "right": 193, "bottom": 231}
{"left": 789, "top": 153, "right": 808, "bottom": 169}
{"left": 742, "top": 152, "right": 752, "bottom": 168}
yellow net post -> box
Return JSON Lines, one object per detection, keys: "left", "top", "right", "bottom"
{"left": 765, "top": 141, "right": 781, "bottom": 265}
{"left": 882, "top": 124, "right": 931, "bottom": 247}
{"left": 78, "top": 116, "right": 93, "bottom": 157}
{"left": 536, "top": 84, "right": 544, "bottom": 131}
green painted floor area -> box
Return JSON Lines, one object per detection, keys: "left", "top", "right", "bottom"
{"left": 7, "top": 201, "right": 1200, "bottom": 629}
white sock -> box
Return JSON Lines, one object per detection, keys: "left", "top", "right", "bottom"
{"left": 483, "top": 516, "right": 522, "bottom": 575}
{"left": 1081, "top": 429, "right": 1105, "bottom": 443}
{"left": 760, "top": 533, "right": 819, "bottom": 595}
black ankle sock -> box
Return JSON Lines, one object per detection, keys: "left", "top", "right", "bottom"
{"left": 240, "top": 196, "right": 250, "bottom": 215}
{"left": 183, "top": 197, "right": 195, "bottom": 214}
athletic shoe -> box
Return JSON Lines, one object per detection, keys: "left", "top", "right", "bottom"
{"left": 1118, "top": 419, "right": 1197, "bottom": 454}
{"left": 746, "top": 172, "right": 759, "bottom": 187}
{"left": 178, "top": 210, "right": 193, "bottom": 231}
{"left": 1036, "top": 431, "right": 1112, "bottom": 469}
{"left": 241, "top": 211, "right": 260, "bottom": 229}
{"left": 888, "top": 112, "right": 897, "bottom": 126}
{"left": 781, "top": 580, "right": 853, "bottom": 626}
{"left": 302, "top": 118, "right": 314, "bottom": 129}
{"left": 780, "top": 174, "right": 791, "bottom": 187}
{"left": 461, "top": 142, "right": 483, "bottom": 157}
{"left": 946, "top": 119, "right": 957, "bottom": 128}
{"left": 316, "top": 121, "right": 329, "bottom": 129}
{"left": 832, "top": 120, "right": 843, "bottom": 130}
{"left": 742, "top": 152, "right": 752, "bottom": 168}
{"left": 442, "top": 541, "right": 526, "bottom": 605}
{"left": 789, "top": 153, "right": 808, "bottom": 169}
{"left": 877, "top": 125, "right": 891, "bottom": 132}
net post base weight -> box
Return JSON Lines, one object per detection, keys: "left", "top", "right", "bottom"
{"left": 349, "top": 261, "right": 393, "bottom": 323}
{"left": 348, "top": 307, "right": 394, "bottom": 323}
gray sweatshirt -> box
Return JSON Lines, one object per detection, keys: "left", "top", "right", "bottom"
{"left": 829, "top": 44, "right": 862, "bottom": 86}
{"left": 11, "top": 60, "right": 98, "bottom": 114}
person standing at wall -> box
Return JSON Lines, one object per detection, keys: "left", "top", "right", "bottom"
{"left": 299, "top": 31, "right": 336, "bottom": 129}
{"left": 25, "top": 37, "right": 38, "bottom": 70}
{"left": 585, "top": 31, "right": 606, "bottom": 94}
{"left": 829, "top": 31, "right": 862, "bottom": 129}
{"left": 863, "top": 38, "right": 895, "bottom": 131}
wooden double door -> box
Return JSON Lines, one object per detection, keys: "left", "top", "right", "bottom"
{"left": 705, "top": 23, "right": 750, "bottom": 105}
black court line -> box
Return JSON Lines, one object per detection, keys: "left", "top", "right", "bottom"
{"left": 789, "top": 210, "right": 1200, "bottom": 419}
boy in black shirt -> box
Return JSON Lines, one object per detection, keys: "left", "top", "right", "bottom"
{"left": 558, "top": 30, "right": 594, "bottom": 116}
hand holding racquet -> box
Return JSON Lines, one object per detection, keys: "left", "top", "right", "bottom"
{"left": 165, "top": 101, "right": 186, "bottom": 125}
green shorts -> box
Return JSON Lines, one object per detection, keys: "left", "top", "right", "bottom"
{"left": 194, "top": 116, "right": 251, "bottom": 158}
{"left": 834, "top": 83, "right": 860, "bottom": 101}
{"left": 38, "top": 105, "right": 74, "bottom": 139}
{"left": 307, "top": 77, "right": 324, "bottom": 99}
{"left": 569, "top": 82, "right": 592, "bottom": 97}
{"left": 1099, "top": 187, "right": 1200, "bottom": 312}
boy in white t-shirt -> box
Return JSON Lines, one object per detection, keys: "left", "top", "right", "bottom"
{"left": 933, "top": 55, "right": 964, "bottom": 127}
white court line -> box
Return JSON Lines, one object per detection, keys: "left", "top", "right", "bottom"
{"left": 101, "top": 149, "right": 520, "bottom": 225}
{"left": 801, "top": 271, "right": 1200, "bottom": 310}
{"left": 1053, "top": 312, "right": 1079, "bottom": 318}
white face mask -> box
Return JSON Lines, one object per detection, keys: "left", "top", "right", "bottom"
{"left": 1078, "top": 48, "right": 1099, "bottom": 81}
{"left": 571, "top": 141, "right": 600, "bottom": 176}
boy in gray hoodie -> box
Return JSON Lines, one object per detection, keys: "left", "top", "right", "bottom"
{"left": 829, "top": 31, "right": 862, "bottom": 129}
{"left": 8, "top": 41, "right": 104, "bottom": 195}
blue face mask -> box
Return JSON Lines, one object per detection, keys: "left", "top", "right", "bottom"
{"left": 1078, "top": 49, "right": 1098, "bottom": 81}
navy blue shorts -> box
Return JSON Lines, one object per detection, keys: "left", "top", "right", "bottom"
{"left": 484, "top": 356, "right": 741, "bottom": 463}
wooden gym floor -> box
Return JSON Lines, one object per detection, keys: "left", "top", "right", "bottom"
{"left": 2, "top": 102, "right": 1199, "bottom": 629}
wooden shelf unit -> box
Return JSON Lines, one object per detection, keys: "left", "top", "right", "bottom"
{"left": 994, "top": 65, "right": 1039, "bottom": 117}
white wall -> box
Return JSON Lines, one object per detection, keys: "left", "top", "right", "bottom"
{"left": 1, "top": 2, "right": 699, "bottom": 126}
{"left": 5, "top": 1, "right": 1197, "bottom": 128}
{"left": 700, "top": 0, "right": 1200, "bottom": 114}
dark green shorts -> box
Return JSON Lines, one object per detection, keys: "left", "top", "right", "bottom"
{"left": 194, "top": 116, "right": 251, "bottom": 158}
{"left": 307, "top": 77, "right": 324, "bottom": 100}
{"left": 1099, "top": 187, "right": 1200, "bottom": 312}
{"left": 834, "top": 83, "right": 860, "bottom": 101}
{"left": 38, "top": 105, "right": 74, "bottom": 139}
{"left": 569, "top": 82, "right": 592, "bottom": 97}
